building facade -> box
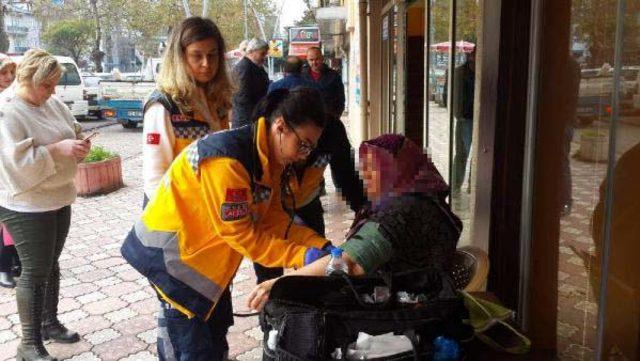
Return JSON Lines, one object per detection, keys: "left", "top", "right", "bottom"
{"left": 315, "top": 0, "right": 640, "bottom": 359}
{"left": 3, "top": 2, "right": 40, "bottom": 54}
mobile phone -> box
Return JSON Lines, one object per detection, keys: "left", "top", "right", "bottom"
{"left": 83, "top": 132, "right": 98, "bottom": 142}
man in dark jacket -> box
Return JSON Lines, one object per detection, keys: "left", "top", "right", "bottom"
{"left": 231, "top": 38, "right": 269, "bottom": 128}
{"left": 302, "top": 47, "right": 345, "bottom": 119}
{"left": 452, "top": 50, "right": 476, "bottom": 195}
{"left": 268, "top": 56, "right": 317, "bottom": 94}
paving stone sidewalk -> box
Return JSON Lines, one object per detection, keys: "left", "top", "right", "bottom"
{"left": 0, "top": 122, "right": 354, "bottom": 361}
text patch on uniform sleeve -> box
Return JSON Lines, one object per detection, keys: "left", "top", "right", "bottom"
{"left": 221, "top": 202, "right": 249, "bottom": 221}
{"left": 147, "top": 133, "right": 161, "bottom": 145}
{"left": 225, "top": 188, "right": 248, "bottom": 203}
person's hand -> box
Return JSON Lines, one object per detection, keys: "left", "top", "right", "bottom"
{"left": 322, "top": 242, "right": 337, "bottom": 253}
{"left": 246, "top": 278, "right": 278, "bottom": 312}
{"left": 304, "top": 247, "right": 329, "bottom": 266}
{"left": 47, "top": 139, "right": 91, "bottom": 161}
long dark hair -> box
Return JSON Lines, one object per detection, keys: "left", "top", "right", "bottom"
{"left": 252, "top": 88, "right": 326, "bottom": 129}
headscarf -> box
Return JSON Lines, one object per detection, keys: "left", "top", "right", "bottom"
{"left": 347, "top": 134, "right": 461, "bottom": 239}
{"left": 360, "top": 134, "right": 449, "bottom": 204}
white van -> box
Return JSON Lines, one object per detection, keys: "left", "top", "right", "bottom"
{"left": 11, "top": 55, "right": 89, "bottom": 119}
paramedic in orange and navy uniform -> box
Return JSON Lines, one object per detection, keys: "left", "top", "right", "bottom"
{"left": 121, "top": 88, "right": 335, "bottom": 361}
{"left": 142, "top": 17, "right": 233, "bottom": 206}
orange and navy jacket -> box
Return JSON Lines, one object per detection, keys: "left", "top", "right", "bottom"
{"left": 121, "top": 118, "right": 327, "bottom": 320}
{"left": 144, "top": 90, "right": 229, "bottom": 154}
{"left": 282, "top": 116, "right": 366, "bottom": 212}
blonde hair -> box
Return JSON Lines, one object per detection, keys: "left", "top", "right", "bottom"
{"left": 156, "top": 17, "right": 232, "bottom": 115}
{"left": 16, "top": 49, "right": 63, "bottom": 86}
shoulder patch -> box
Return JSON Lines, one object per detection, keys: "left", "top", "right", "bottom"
{"left": 146, "top": 133, "right": 160, "bottom": 145}
{"left": 221, "top": 202, "right": 249, "bottom": 221}
{"left": 226, "top": 188, "right": 248, "bottom": 202}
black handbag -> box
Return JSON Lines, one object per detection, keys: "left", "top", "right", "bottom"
{"left": 262, "top": 268, "right": 473, "bottom": 361}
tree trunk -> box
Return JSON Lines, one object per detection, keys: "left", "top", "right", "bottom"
{"left": 90, "top": 0, "right": 104, "bottom": 72}
{"left": 0, "top": 5, "right": 10, "bottom": 52}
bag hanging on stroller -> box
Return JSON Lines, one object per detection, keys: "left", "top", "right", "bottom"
{"left": 262, "top": 268, "right": 473, "bottom": 361}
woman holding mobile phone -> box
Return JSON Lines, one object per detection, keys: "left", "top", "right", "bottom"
{"left": 0, "top": 49, "right": 91, "bottom": 361}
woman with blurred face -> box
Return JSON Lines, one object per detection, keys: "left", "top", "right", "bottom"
{"left": 0, "top": 49, "right": 91, "bottom": 361}
{"left": 247, "top": 134, "right": 463, "bottom": 312}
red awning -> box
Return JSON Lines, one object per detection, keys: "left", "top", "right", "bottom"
{"left": 430, "top": 41, "right": 476, "bottom": 53}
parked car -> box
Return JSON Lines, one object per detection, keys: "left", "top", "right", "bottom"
{"left": 12, "top": 55, "right": 89, "bottom": 120}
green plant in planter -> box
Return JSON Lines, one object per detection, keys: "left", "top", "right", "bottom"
{"left": 83, "top": 146, "right": 118, "bottom": 163}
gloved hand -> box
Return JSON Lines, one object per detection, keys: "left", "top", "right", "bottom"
{"left": 321, "top": 242, "right": 337, "bottom": 253}
{"left": 304, "top": 247, "right": 329, "bottom": 266}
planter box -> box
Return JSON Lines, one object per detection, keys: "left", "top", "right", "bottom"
{"left": 578, "top": 132, "right": 609, "bottom": 163}
{"left": 75, "top": 156, "right": 124, "bottom": 196}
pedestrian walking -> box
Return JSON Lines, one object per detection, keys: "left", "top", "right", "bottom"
{"left": 0, "top": 49, "right": 91, "bottom": 361}
{"left": 451, "top": 49, "right": 476, "bottom": 196}
{"left": 231, "top": 38, "right": 269, "bottom": 128}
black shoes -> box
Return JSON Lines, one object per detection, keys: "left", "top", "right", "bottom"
{"left": 16, "top": 344, "right": 57, "bottom": 361}
{"left": 41, "top": 321, "right": 80, "bottom": 343}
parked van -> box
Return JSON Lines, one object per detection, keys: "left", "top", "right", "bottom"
{"left": 11, "top": 55, "right": 89, "bottom": 119}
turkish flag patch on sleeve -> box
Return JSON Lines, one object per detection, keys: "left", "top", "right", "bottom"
{"left": 146, "top": 133, "right": 161, "bottom": 145}
{"left": 225, "top": 188, "right": 248, "bottom": 203}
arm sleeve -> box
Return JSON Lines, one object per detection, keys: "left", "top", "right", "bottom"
{"left": 261, "top": 188, "right": 329, "bottom": 249}
{"left": 143, "top": 103, "right": 175, "bottom": 199}
{"left": 0, "top": 118, "right": 56, "bottom": 195}
{"left": 335, "top": 75, "right": 346, "bottom": 115}
{"left": 340, "top": 221, "right": 393, "bottom": 274}
{"left": 327, "top": 119, "right": 367, "bottom": 212}
{"left": 199, "top": 158, "right": 308, "bottom": 269}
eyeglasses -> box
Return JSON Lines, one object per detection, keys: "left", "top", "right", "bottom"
{"left": 287, "top": 122, "right": 315, "bottom": 156}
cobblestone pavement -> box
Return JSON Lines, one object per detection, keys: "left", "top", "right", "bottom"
{"left": 0, "top": 120, "right": 354, "bottom": 361}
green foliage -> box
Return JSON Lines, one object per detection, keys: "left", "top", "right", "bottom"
{"left": 295, "top": 0, "right": 316, "bottom": 26}
{"left": 572, "top": 0, "right": 640, "bottom": 66}
{"left": 83, "top": 145, "right": 118, "bottom": 163}
{"left": 42, "top": 19, "right": 94, "bottom": 63}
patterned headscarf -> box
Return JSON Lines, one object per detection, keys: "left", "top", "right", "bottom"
{"left": 359, "top": 134, "right": 450, "bottom": 202}
{"left": 346, "top": 134, "right": 460, "bottom": 239}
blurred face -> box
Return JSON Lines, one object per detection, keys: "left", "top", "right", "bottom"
{"left": 306, "top": 49, "right": 323, "bottom": 73}
{"left": 361, "top": 151, "right": 382, "bottom": 201}
{"left": 270, "top": 116, "right": 323, "bottom": 166}
{"left": 185, "top": 38, "right": 219, "bottom": 84}
{"left": 0, "top": 66, "right": 15, "bottom": 90}
{"left": 248, "top": 48, "right": 268, "bottom": 66}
